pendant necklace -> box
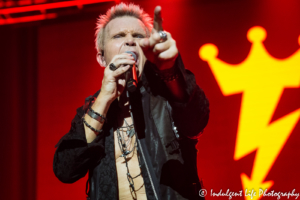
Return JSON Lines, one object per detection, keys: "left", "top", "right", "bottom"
{"left": 116, "top": 117, "right": 142, "bottom": 197}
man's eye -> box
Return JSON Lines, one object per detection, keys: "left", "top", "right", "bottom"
{"left": 134, "top": 34, "right": 145, "bottom": 38}
{"left": 113, "top": 34, "right": 122, "bottom": 38}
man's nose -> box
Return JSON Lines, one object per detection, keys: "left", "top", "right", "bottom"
{"left": 125, "top": 37, "right": 136, "bottom": 46}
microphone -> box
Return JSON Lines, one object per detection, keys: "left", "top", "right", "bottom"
{"left": 125, "top": 51, "right": 138, "bottom": 92}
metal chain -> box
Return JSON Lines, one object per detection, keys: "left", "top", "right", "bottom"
{"left": 116, "top": 117, "right": 142, "bottom": 198}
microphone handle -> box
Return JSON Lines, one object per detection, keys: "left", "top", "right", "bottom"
{"left": 126, "top": 64, "right": 138, "bottom": 92}
{"left": 131, "top": 64, "right": 138, "bottom": 84}
{"left": 125, "top": 66, "right": 132, "bottom": 82}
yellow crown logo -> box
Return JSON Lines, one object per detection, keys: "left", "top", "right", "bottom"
{"left": 199, "top": 26, "right": 300, "bottom": 200}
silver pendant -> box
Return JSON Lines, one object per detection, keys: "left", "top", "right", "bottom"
{"left": 127, "top": 129, "right": 135, "bottom": 138}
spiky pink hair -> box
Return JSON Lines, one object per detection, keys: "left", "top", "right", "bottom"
{"left": 95, "top": 3, "right": 153, "bottom": 52}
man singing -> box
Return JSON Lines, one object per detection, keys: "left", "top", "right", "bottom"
{"left": 53, "top": 3, "right": 209, "bottom": 200}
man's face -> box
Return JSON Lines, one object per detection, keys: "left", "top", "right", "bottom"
{"left": 102, "top": 16, "right": 148, "bottom": 77}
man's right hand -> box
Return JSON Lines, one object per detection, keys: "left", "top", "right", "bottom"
{"left": 84, "top": 52, "right": 135, "bottom": 143}
{"left": 99, "top": 52, "right": 135, "bottom": 104}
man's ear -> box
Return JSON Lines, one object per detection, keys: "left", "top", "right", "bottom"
{"left": 96, "top": 50, "right": 106, "bottom": 68}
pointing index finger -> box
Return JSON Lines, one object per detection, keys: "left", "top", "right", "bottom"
{"left": 153, "top": 6, "right": 163, "bottom": 32}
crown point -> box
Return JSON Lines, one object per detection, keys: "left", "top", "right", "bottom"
{"left": 199, "top": 44, "right": 219, "bottom": 61}
{"left": 247, "top": 26, "right": 267, "bottom": 43}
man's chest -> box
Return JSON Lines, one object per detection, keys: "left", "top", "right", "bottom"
{"left": 114, "top": 130, "right": 147, "bottom": 200}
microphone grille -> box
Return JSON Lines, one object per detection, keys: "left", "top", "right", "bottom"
{"left": 125, "top": 51, "right": 137, "bottom": 61}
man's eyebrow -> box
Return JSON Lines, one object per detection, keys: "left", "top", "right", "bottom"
{"left": 109, "top": 29, "right": 146, "bottom": 37}
{"left": 133, "top": 29, "right": 147, "bottom": 35}
{"left": 111, "top": 30, "right": 125, "bottom": 35}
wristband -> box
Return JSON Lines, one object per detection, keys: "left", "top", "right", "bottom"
{"left": 82, "top": 117, "right": 103, "bottom": 134}
{"left": 87, "top": 107, "right": 107, "bottom": 123}
{"left": 156, "top": 66, "right": 180, "bottom": 82}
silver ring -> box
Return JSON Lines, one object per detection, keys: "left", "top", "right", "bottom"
{"left": 109, "top": 63, "right": 117, "bottom": 71}
{"left": 158, "top": 31, "right": 167, "bottom": 42}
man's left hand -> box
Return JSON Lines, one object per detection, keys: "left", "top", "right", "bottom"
{"left": 139, "top": 6, "right": 178, "bottom": 71}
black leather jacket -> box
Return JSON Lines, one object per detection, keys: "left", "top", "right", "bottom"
{"left": 53, "top": 55, "right": 209, "bottom": 200}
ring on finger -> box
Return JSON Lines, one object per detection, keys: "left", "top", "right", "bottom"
{"left": 109, "top": 63, "right": 117, "bottom": 71}
{"left": 158, "top": 31, "right": 167, "bottom": 42}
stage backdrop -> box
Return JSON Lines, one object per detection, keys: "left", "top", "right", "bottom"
{"left": 1, "top": 0, "right": 300, "bottom": 200}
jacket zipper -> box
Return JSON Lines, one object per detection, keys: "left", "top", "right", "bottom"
{"left": 127, "top": 90, "right": 159, "bottom": 200}
{"left": 166, "top": 102, "right": 180, "bottom": 139}
{"left": 137, "top": 139, "right": 159, "bottom": 200}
